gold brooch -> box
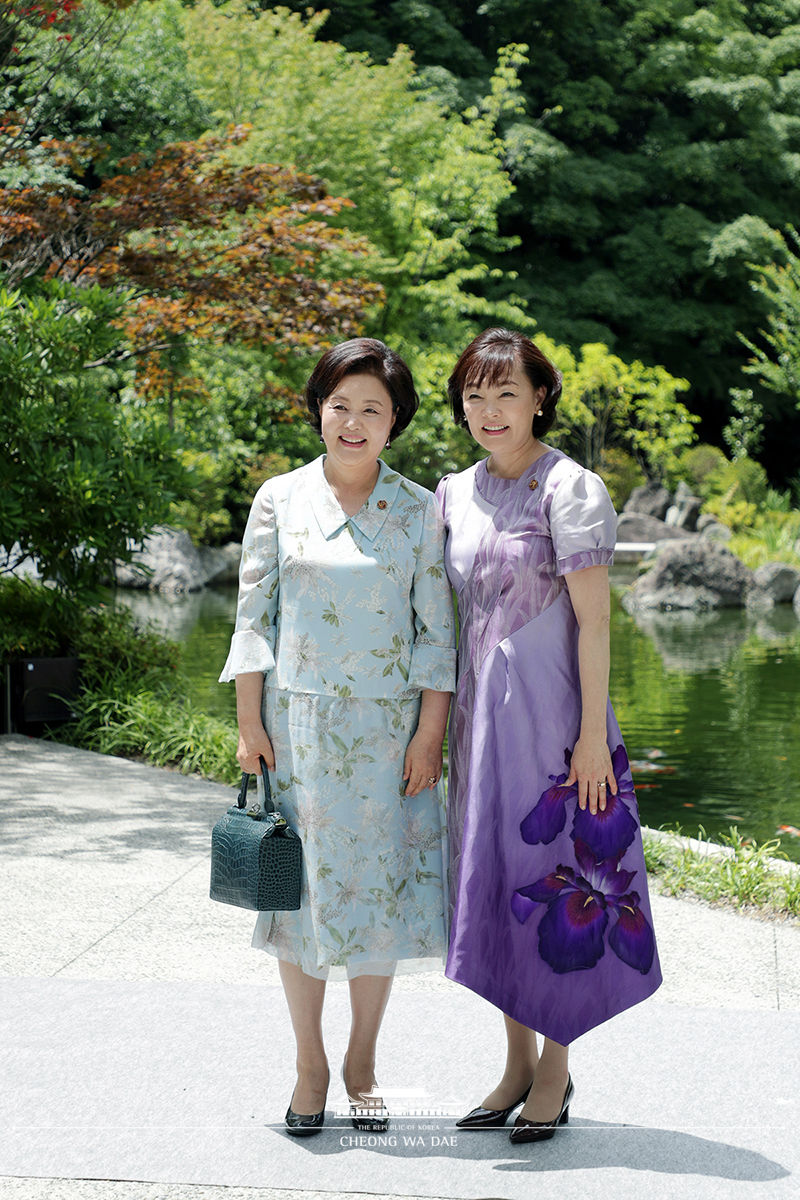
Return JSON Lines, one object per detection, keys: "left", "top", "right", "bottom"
{"left": 377, "top": 499, "right": 387, "bottom": 509}
{"left": 528, "top": 479, "right": 539, "bottom": 491}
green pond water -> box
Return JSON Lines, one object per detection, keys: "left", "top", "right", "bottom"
{"left": 114, "top": 570, "right": 800, "bottom": 863}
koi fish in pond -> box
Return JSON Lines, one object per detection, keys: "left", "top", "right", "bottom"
{"left": 629, "top": 760, "right": 676, "bottom": 775}
{"left": 777, "top": 824, "right": 800, "bottom": 838}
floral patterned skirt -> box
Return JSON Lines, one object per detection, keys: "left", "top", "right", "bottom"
{"left": 252, "top": 687, "right": 449, "bottom": 980}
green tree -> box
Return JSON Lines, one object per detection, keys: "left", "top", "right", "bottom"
{"left": 281, "top": 0, "right": 800, "bottom": 480}
{"left": 0, "top": 281, "right": 186, "bottom": 593}
{"left": 182, "top": 3, "right": 540, "bottom": 491}
{"left": 742, "top": 225, "right": 800, "bottom": 420}
{"left": 532, "top": 338, "right": 697, "bottom": 482}
{"left": 182, "top": 2, "right": 529, "bottom": 353}
{"left": 16, "top": 0, "right": 210, "bottom": 173}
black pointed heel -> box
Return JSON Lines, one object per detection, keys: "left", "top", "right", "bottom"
{"left": 456, "top": 1083, "right": 533, "bottom": 1129}
{"left": 284, "top": 1102, "right": 325, "bottom": 1136}
{"left": 508, "top": 1075, "right": 574, "bottom": 1144}
{"left": 284, "top": 1075, "right": 328, "bottom": 1137}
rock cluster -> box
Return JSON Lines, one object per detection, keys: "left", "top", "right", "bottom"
{"left": 113, "top": 527, "right": 241, "bottom": 593}
{"left": 622, "top": 540, "right": 751, "bottom": 612}
{"left": 623, "top": 541, "right": 800, "bottom": 614}
{"left": 621, "top": 481, "right": 800, "bottom": 614}
{"left": 621, "top": 479, "right": 724, "bottom": 541}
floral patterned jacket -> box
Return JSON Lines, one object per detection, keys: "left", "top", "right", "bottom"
{"left": 219, "top": 455, "right": 456, "bottom": 698}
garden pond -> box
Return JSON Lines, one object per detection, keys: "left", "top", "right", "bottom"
{"left": 114, "top": 567, "right": 800, "bottom": 863}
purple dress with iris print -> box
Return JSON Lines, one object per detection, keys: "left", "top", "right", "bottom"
{"left": 436, "top": 448, "right": 662, "bottom": 1045}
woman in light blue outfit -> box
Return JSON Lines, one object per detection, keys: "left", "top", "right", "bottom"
{"left": 220, "top": 338, "right": 455, "bottom": 1136}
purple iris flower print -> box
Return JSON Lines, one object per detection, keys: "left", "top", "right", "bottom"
{"left": 571, "top": 744, "right": 638, "bottom": 860}
{"left": 520, "top": 744, "right": 638, "bottom": 861}
{"left": 511, "top": 839, "right": 656, "bottom": 975}
{"left": 519, "top": 760, "right": 574, "bottom": 845}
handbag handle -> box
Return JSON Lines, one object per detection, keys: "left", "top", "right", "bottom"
{"left": 236, "top": 755, "right": 277, "bottom": 813}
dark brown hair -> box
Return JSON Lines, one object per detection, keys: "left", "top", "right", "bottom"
{"left": 304, "top": 338, "right": 419, "bottom": 440}
{"left": 447, "top": 327, "right": 563, "bottom": 437}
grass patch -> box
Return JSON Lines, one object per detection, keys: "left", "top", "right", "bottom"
{"left": 728, "top": 508, "right": 800, "bottom": 570}
{"left": 2, "top": 576, "right": 239, "bottom": 783}
{"left": 643, "top": 824, "right": 800, "bottom": 920}
{"left": 54, "top": 688, "right": 239, "bottom": 783}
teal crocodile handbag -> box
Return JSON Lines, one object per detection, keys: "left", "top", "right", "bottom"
{"left": 210, "top": 757, "right": 302, "bottom": 911}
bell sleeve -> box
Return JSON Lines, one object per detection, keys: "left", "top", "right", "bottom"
{"left": 407, "top": 493, "right": 457, "bottom": 693}
{"left": 218, "top": 483, "right": 279, "bottom": 682}
{"left": 549, "top": 466, "right": 617, "bottom": 576}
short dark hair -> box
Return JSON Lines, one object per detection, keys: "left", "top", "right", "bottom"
{"left": 304, "top": 338, "right": 419, "bottom": 439}
{"left": 447, "top": 327, "right": 563, "bottom": 437}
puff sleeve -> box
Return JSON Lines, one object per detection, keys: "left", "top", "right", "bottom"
{"left": 549, "top": 466, "right": 617, "bottom": 576}
{"left": 218, "top": 483, "right": 279, "bottom": 682}
{"left": 406, "top": 493, "right": 456, "bottom": 692}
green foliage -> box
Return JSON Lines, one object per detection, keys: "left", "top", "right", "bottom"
{"left": 0, "top": 281, "right": 187, "bottom": 594}
{"left": 724, "top": 387, "right": 764, "bottom": 461}
{"left": 384, "top": 343, "right": 483, "bottom": 489}
{"left": 57, "top": 687, "right": 239, "bottom": 781}
{"left": 702, "top": 454, "right": 770, "bottom": 531}
{"left": 288, "top": 0, "right": 800, "bottom": 480}
{"left": 0, "top": 575, "right": 178, "bottom": 675}
{"left": 6, "top": 0, "right": 210, "bottom": 176}
{"left": 704, "top": 497, "right": 759, "bottom": 533}
{"left": 743, "top": 224, "right": 800, "bottom": 419}
{"left": 706, "top": 455, "right": 770, "bottom": 506}
{"left": 596, "top": 448, "right": 646, "bottom": 511}
{"left": 168, "top": 451, "right": 235, "bottom": 545}
{"left": 728, "top": 508, "right": 800, "bottom": 568}
{"left": 673, "top": 443, "right": 730, "bottom": 498}
{"left": 643, "top": 825, "right": 800, "bottom": 919}
{"left": 0, "top": 577, "right": 80, "bottom": 660}
{"left": 0, "top": 575, "right": 237, "bottom": 780}
{"left": 545, "top": 341, "right": 697, "bottom": 479}
{"left": 182, "top": 3, "right": 528, "bottom": 351}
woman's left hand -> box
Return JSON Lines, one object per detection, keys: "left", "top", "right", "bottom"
{"left": 565, "top": 736, "right": 618, "bottom": 815}
{"left": 403, "top": 731, "right": 443, "bottom": 797}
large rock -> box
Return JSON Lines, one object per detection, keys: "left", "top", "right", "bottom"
{"left": 616, "top": 512, "right": 695, "bottom": 543}
{"left": 747, "top": 562, "right": 800, "bottom": 608}
{"left": 623, "top": 481, "right": 672, "bottom": 520}
{"left": 698, "top": 520, "right": 733, "bottom": 543}
{"left": 114, "top": 527, "right": 242, "bottom": 592}
{"left": 199, "top": 542, "right": 242, "bottom": 586}
{"left": 664, "top": 480, "right": 702, "bottom": 531}
{"left": 696, "top": 512, "right": 720, "bottom": 532}
{"left": 622, "top": 539, "right": 753, "bottom": 612}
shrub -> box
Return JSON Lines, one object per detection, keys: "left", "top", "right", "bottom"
{"left": 0, "top": 577, "right": 236, "bottom": 781}
{"left": 597, "top": 448, "right": 645, "bottom": 510}
{"left": 673, "top": 443, "right": 728, "bottom": 498}
{"left": 705, "top": 456, "right": 769, "bottom": 506}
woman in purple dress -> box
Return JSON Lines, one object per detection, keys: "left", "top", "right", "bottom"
{"left": 437, "top": 328, "right": 662, "bottom": 1145}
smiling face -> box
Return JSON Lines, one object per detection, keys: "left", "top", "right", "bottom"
{"left": 319, "top": 372, "right": 396, "bottom": 472}
{"left": 461, "top": 360, "right": 546, "bottom": 459}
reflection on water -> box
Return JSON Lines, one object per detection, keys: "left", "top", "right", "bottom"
{"left": 610, "top": 569, "right": 800, "bottom": 862}
{"left": 112, "top": 573, "right": 800, "bottom": 862}
{"left": 114, "top": 586, "right": 239, "bottom": 722}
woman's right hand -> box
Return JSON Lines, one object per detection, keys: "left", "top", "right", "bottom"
{"left": 236, "top": 723, "right": 275, "bottom": 774}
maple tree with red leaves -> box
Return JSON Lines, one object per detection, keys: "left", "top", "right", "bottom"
{"left": 0, "top": 125, "right": 384, "bottom": 369}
